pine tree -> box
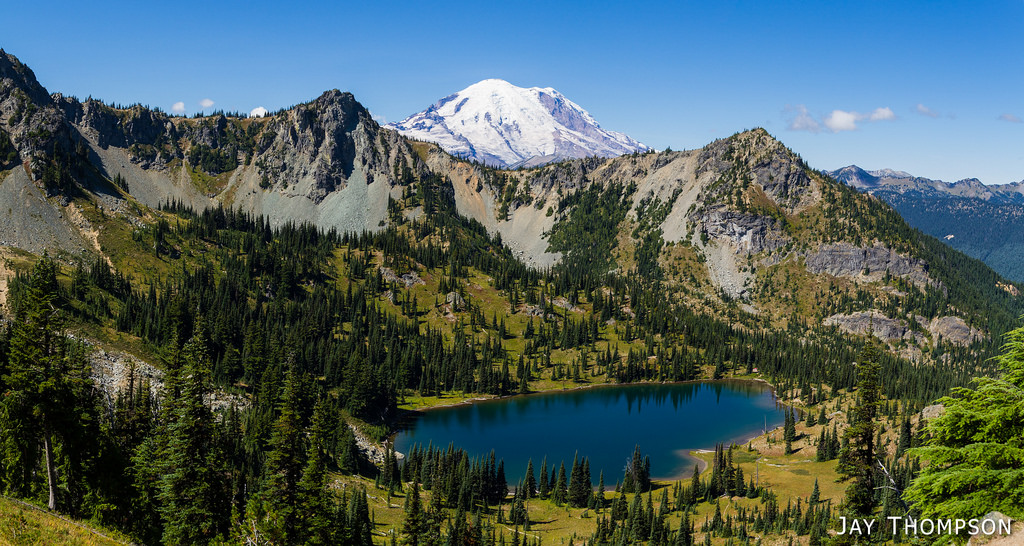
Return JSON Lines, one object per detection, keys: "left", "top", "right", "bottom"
{"left": 510, "top": 487, "right": 528, "bottom": 525}
{"left": 568, "top": 453, "right": 589, "bottom": 507}
{"left": 524, "top": 459, "right": 536, "bottom": 499}
{"left": 676, "top": 512, "right": 692, "bottom": 546}
{"left": 1, "top": 257, "right": 93, "bottom": 511}
{"left": 338, "top": 423, "right": 361, "bottom": 474}
{"left": 689, "top": 464, "right": 702, "bottom": 502}
{"left": 622, "top": 445, "right": 651, "bottom": 494}
{"left": 611, "top": 491, "right": 628, "bottom": 521}
{"left": 252, "top": 360, "right": 307, "bottom": 542}
{"left": 784, "top": 407, "right": 796, "bottom": 454}
{"left": 298, "top": 399, "right": 333, "bottom": 544}
{"left": 553, "top": 462, "right": 568, "bottom": 506}
{"left": 158, "top": 334, "right": 228, "bottom": 544}
{"left": 895, "top": 417, "right": 912, "bottom": 458}
{"left": 402, "top": 481, "right": 425, "bottom": 546}
{"left": 839, "top": 343, "right": 882, "bottom": 516}
{"left": 538, "top": 458, "right": 550, "bottom": 499}
{"left": 346, "top": 486, "right": 374, "bottom": 546}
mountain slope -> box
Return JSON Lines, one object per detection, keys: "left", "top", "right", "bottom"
{"left": 387, "top": 79, "right": 648, "bottom": 168}
{"left": 1, "top": 49, "right": 1022, "bottom": 362}
{"left": 430, "top": 129, "right": 1024, "bottom": 356}
{"left": 831, "top": 165, "right": 1024, "bottom": 281}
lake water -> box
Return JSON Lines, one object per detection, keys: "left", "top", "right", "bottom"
{"left": 393, "top": 380, "right": 786, "bottom": 484}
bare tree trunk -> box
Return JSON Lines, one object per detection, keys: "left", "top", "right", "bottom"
{"left": 43, "top": 421, "right": 57, "bottom": 511}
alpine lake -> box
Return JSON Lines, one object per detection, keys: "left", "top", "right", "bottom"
{"left": 394, "top": 380, "right": 787, "bottom": 484}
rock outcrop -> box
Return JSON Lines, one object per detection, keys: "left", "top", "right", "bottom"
{"left": 381, "top": 267, "right": 425, "bottom": 288}
{"left": 698, "top": 209, "right": 788, "bottom": 255}
{"left": 927, "top": 315, "right": 983, "bottom": 346}
{"left": 825, "top": 311, "right": 985, "bottom": 348}
{"left": 824, "top": 310, "right": 926, "bottom": 345}
{"left": 805, "top": 242, "right": 936, "bottom": 288}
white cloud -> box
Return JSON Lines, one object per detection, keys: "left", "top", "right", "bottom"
{"left": 199, "top": 98, "right": 215, "bottom": 109}
{"left": 786, "top": 104, "right": 821, "bottom": 133}
{"left": 916, "top": 103, "right": 938, "bottom": 118}
{"left": 824, "top": 110, "right": 860, "bottom": 132}
{"left": 787, "top": 104, "right": 895, "bottom": 133}
{"left": 371, "top": 111, "right": 387, "bottom": 124}
{"left": 869, "top": 107, "right": 895, "bottom": 121}
{"left": 999, "top": 113, "right": 1022, "bottom": 123}
{"left": 249, "top": 106, "right": 269, "bottom": 118}
{"left": 171, "top": 101, "right": 185, "bottom": 114}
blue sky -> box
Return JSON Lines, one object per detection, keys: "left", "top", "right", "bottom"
{"left": 5, "top": 0, "right": 1022, "bottom": 183}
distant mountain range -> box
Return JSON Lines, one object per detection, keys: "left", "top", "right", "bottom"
{"left": 387, "top": 79, "right": 649, "bottom": 168}
{"left": 831, "top": 165, "right": 1024, "bottom": 203}
{"left": 830, "top": 166, "right": 1024, "bottom": 282}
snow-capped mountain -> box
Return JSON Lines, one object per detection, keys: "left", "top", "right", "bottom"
{"left": 386, "top": 79, "right": 649, "bottom": 168}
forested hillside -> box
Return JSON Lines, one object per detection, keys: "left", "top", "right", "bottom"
{"left": 0, "top": 165, "right": 1008, "bottom": 543}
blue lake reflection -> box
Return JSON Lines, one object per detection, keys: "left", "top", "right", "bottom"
{"left": 394, "top": 380, "right": 786, "bottom": 483}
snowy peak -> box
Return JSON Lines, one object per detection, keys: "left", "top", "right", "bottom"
{"left": 868, "top": 168, "right": 913, "bottom": 179}
{"left": 387, "top": 79, "right": 649, "bottom": 168}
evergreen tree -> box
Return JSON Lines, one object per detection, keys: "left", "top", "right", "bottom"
{"left": 568, "top": 453, "right": 590, "bottom": 507}
{"left": 538, "top": 458, "right": 550, "bottom": 499}
{"left": 622, "top": 445, "right": 651, "bottom": 494}
{"left": 402, "top": 481, "right": 425, "bottom": 546}
{"left": 895, "top": 417, "right": 913, "bottom": 459}
{"left": 1, "top": 257, "right": 93, "bottom": 511}
{"left": 784, "top": 407, "right": 796, "bottom": 454}
{"left": 524, "top": 459, "right": 536, "bottom": 499}
{"left": 839, "top": 343, "right": 882, "bottom": 516}
{"left": 905, "top": 323, "right": 1024, "bottom": 523}
{"left": 611, "top": 491, "right": 628, "bottom": 521}
{"left": 298, "top": 399, "right": 334, "bottom": 544}
{"left": 553, "top": 462, "right": 568, "bottom": 505}
{"left": 338, "top": 423, "right": 361, "bottom": 475}
{"left": 157, "top": 334, "right": 228, "bottom": 544}
{"left": 251, "top": 360, "right": 307, "bottom": 542}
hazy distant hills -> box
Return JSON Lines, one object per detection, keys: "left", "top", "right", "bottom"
{"left": 387, "top": 79, "right": 649, "bottom": 168}
{"left": 830, "top": 166, "right": 1024, "bottom": 282}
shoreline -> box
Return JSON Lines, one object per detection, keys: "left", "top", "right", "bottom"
{"left": 652, "top": 419, "right": 787, "bottom": 483}
{"left": 390, "top": 376, "right": 792, "bottom": 475}
{"left": 399, "top": 375, "right": 781, "bottom": 415}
